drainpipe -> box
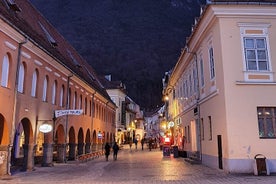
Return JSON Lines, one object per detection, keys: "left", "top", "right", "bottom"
{"left": 91, "top": 91, "right": 96, "bottom": 151}
{"left": 64, "top": 74, "right": 73, "bottom": 162}
{"left": 8, "top": 38, "right": 28, "bottom": 175}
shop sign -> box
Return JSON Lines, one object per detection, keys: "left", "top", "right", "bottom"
{"left": 39, "top": 123, "right": 53, "bottom": 133}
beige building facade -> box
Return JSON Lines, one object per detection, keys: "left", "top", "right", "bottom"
{"left": 0, "top": 1, "right": 116, "bottom": 175}
{"left": 164, "top": 1, "right": 276, "bottom": 173}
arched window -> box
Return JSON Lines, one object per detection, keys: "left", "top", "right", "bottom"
{"left": 79, "top": 95, "right": 82, "bottom": 109}
{"left": 18, "top": 62, "right": 26, "bottom": 93}
{"left": 60, "top": 85, "right": 64, "bottom": 107}
{"left": 84, "top": 97, "right": 87, "bottom": 115}
{"left": 73, "top": 92, "right": 77, "bottom": 109}
{"left": 1, "top": 54, "right": 10, "bottom": 87}
{"left": 31, "top": 69, "right": 38, "bottom": 97}
{"left": 68, "top": 88, "right": 71, "bottom": 108}
{"left": 51, "top": 80, "right": 57, "bottom": 104}
{"left": 42, "top": 76, "right": 48, "bottom": 102}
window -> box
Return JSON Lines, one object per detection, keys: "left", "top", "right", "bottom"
{"left": 68, "top": 88, "right": 71, "bottom": 109}
{"left": 79, "top": 95, "right": 82, "bottom": 109}
{"left": 42, "top": 76, "right": 48, "bottom": 102}
{"left": 51, "top": 80, "right": 57, "bottom": 105}
{"left": 244, "top": 37, "right": 269, "bottom": 71}
{"left": 31, "top": 70, "right": 38, "bottom": 97}
{"left": 73, "top": 92, "right": 77, "bottom": 109}
{"left": 208, "top": 116, "right": 212, "bottom": 140}
{"left": 18, "top": 63, "right": 26, "bottom": 93}
{"left": 60, "top": 85, "right": 64, "bottom": 107}
{"left": 1, "top": 54, "right": 10, "bottom": 87}
{"left": 84, "top": 97, "right": 87, "bottom": 115}
{"left": 200, "top": 57, "right": 205, "bottom": 87}
{"left": 257, "top": 107, "right": 276, "bottom": 138}
{"left": 193, "top": 67, "right": 197, "bottom": 93}
{"left": 209, "top": 47, "right": 215, "bottom": 79}
{"left": 201, "top": 118, "right": 204, "bottom": 140}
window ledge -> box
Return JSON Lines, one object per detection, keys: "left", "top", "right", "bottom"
{"left": 236, "top": 81, "right": 276, "bottom": 85}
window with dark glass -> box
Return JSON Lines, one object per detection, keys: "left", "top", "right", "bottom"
{"left": 257, "top": 107, "right": 276, "bottom": 138}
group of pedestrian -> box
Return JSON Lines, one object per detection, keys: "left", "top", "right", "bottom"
{"left": 104, "top": 142, "right": 119, "bottom": 161}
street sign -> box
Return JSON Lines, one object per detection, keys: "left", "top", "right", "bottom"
{"left": 55, "top": 109, "right": 83, "bottom": 118}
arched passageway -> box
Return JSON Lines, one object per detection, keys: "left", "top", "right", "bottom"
{"left": 12, "top": 118, "right": 34, "bottom": 172}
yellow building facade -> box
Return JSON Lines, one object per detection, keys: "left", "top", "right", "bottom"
{"left": 165, "top": 2, "right": 276, "bottom": 173}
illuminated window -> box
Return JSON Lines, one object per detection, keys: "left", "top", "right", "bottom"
{"left": 257, "top": 107, "right": 276, "bottom": 138}
{"left": 1, "top": 54, "right": 9, "bottom": 87}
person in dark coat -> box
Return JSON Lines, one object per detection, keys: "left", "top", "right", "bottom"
{"left": 112, "top": 142, "right": 119, "bottom": 160}
{"left": 104, "top": 143, "right": 111, "bottom": 161}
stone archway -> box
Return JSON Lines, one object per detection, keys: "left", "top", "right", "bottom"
{"left": 77, "top": 128, "right": 84, "bottom": 156}
{"left": 12, "top": 118, "right": 34, "bottom": 172}
{"left": 85, "top": 129, "right": 91, "bottom": 153}
{"left": 92, "top": 130, "right": 97, "bottom": 152}
{"left": 68, "top": 127, "right": 75, "bottom": 160}
{"left": 0, "top": 114, "right": 10, "bottom": 175}
{"left": 55, "top": 124, "right": 65, "bottom": 163}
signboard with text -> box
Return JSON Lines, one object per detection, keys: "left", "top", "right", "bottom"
{"left": 55, "top": 109, "right": 83, "bottom": 118}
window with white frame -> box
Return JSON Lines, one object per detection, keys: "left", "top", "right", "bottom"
{"left": 244, "top": 37, "right": 269, "bottom": 71}
{"left": 51, "top": 80, "right": 57, "bottom": 105}
{"left": 79, "top": 94, "right": 82, "bottom": 109}
{"left": 85, "top": 97, "right": 87, "bottom": 115}
{"left": 31, "top": 70, "right": 38, "bottom": 97}
{"left": 42, "top": 76, "right": 48, "bottom": 102}
{"left": 193, "top": 67, "right": 197, "bottom": 93}
{"left": 18, "top": 63, "right": 25, "bottom": 93}
{"left": 257, "top": 107, "right": 276, "bottom": 138}
{"left": 1, "top": 54, "right": 9, "bottom": 87}
{"left": 209, "top": 47, "right": 215, "bottom": 79}
{"left": 73, "top": 92, "right": 77, "bottom": 109}
{"left": 60, "top": 85, "right": 64, "bottom": 107}
{"left": 200, "top": 56, "right": 205, "bottom": 87}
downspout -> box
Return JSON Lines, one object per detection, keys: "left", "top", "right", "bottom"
{"left": 91, "top": 91, "right": 96, "bottom": 151}
{"left": 64, "top": 74, "right": 73, "bottom": 162}
{"left": 9, "top": 38, "right": 28, "bottom": 175}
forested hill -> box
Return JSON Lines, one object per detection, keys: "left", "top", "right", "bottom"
{"left": 30, "top": 0, "right": 205, "bottom": 110}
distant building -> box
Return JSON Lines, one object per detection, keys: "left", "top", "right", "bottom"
{"left": 163, "top": 1, "right": 276, "bottom": 173}
{"left": 100, "top": 75, "right": 145, "bottom": 144}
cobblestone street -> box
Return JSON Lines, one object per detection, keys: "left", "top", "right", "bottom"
{"left": 0, "top": 145, "right": 275, "bottom": 184}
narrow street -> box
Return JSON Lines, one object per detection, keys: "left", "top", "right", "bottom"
{"left": 0, "top": 145, "right": 275, "bottom": 184}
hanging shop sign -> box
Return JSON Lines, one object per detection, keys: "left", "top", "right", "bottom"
{"left": 168, "top": 121, "right": 175, "bottom": 128}
{"left": 55, "top": 109, "right": 83, "bottom": 118}
{"left": 39, "top": 123, "right": 53, "bottom": 133}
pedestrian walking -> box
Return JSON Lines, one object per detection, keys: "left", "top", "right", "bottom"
{"left": 141, "top": 138, "right": 144, "bottom": 150}
{"left": 134, "top": 138, "right": 138, "bottom": 149}
{"left": 129, "top": 140, "right": 133, "bottom": 150}
{"left": 104, "top": 142, "right": 111, "bottom": 161}
{"left": 149, "top": 138, "right": 153, "bottom": 151}
{"left": 112, "top": 142, "right": 119, "bottom": 160}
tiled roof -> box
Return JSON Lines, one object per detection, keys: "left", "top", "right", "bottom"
{"left": 0, "top": 0, "right": 111, "bottom": 100}
{"left": 99, "top": 76, "right": 127, "bottom": 93}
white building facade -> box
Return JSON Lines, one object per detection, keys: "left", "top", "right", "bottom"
{"left": 164, "top": 1, "right": 276, "bottom": 174}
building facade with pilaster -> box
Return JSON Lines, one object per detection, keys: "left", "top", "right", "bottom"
{"left": 163, "top": 0, "right": 276, "bottom": 173}
{"left": 0, "top": 1, "right": 116, "bottom": 175}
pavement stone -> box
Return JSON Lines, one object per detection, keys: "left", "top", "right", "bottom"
{"left": 0, "top": 145, "right": 275, "bottom": 184}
